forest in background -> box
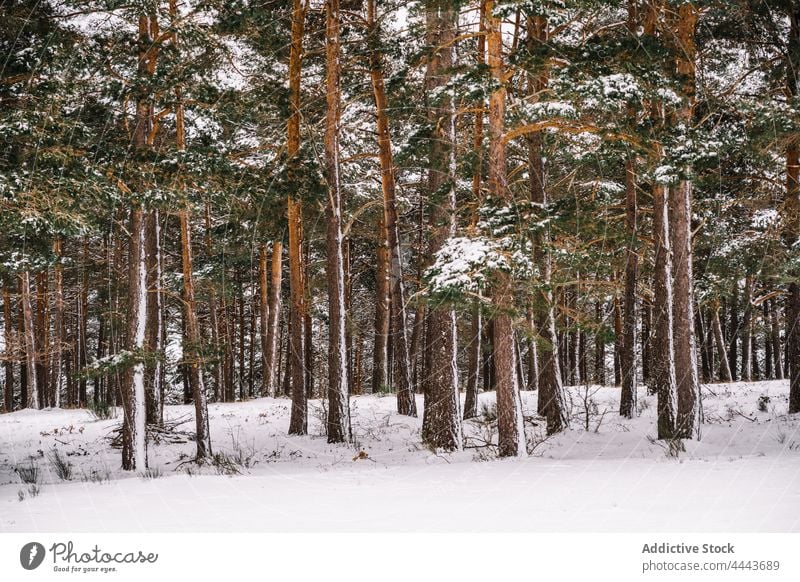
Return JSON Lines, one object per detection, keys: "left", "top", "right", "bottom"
{"left": 1, "top": 0, "right": 798, "bottom": 470}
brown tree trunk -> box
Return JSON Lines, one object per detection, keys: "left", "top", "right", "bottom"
{"left": 487, "top": 0, "right": 526, "bottom": 456}
{"left": 372, "top": 219, "right": 390, "bottom": 394}
{"left": 51, "top": 238, "right": 64, "bottom": 408}
{"left": 741, "top": 276, "right": 753, "bottom": 382}
{"left": 652, "top": 182, "right": 677, "bottom": 440}
{"left": 620, "top": 155, "right": 638, "bottom": 417}
{"left": 180, "top": 209, "right": 212, "bottom": 460}
{"left": 420, "top": 0, "right": 462, "bottom": 450}
{"left": 3, "top": 284, "right": 13, "bottom": 411}
{"left": 786, "top": 6, "right": 800, "bottom": 412}
{"left": 287, "top": 0, "right": 308, "bottom": 434}
{"left": 368, "top": 0, "right": 415, "bottom": 415}
{"left": 769, "top": 298, "right": 783, "bottom": 380}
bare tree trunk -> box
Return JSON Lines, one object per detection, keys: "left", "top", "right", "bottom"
{"left": 741, "top": 276, "right": 753, "bottom": 382}
{"left": 487, "top": 0, "right": 526, "bottom": 456}
{"left": 769, "top": 298, "right": 783, "bottom": 380}
{"left": 712, "top": 307, "right": 732, "bottom": 382}
{"left": 323, "top": 0, "right": 351, "bottom": 444}
{"left": 368, "top": 0, "right": 415, "bottom": 415}
{"left": 620, "top": 155, "right": 638, "bottom": 417}
{"left": 145, "top": 210, "right": 163, "bottom": 425}
{"left": 20, "top": 272, "right": 38, "bottom": 410}
{"left": 180, "top": 210, "right": 212, "bottom": 460}
{"left": 786, "top": 7, "right": 800, "bottom": 412}
{"left": 287, "top": 0, "right": 308, "bottom": 434}
{"left": 2, "top": 285, "right": 12, "bottom": 411}
{"left": 51, "top": 238, "right": 64, "bottom": 408}
{"left": 264, "top": 242, "right": 282, "bottom": 396}
{"left": 420, "top": 0, "right": 462, "bottom": 450}
{"left": 652, "top": 183, "right": 677, "bottom": 440}
{"left": 464, "top": 302, "right": 482, "bottom": 419}
{"left": 670, "top": 177, "right": 700, "bottom": 438}
{"left": 372, "top": 220, "right": 390, "bottom": 394}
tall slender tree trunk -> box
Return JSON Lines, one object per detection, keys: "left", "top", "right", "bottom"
{"left": 144, "top": 210, "right": 163, "bottom": 425}
{"left": 741, "top": 276, "right": 753, "bottom": 382}
{"left": 264, "top": 242, "right": 282, "bottom": 396}
{"left": 2, "top": 285, "right": 12, "bottom": 411}
{"left": 368, "top": 0, "right": 415, "bottom": 415}
{"left": 180, "top": 210, "right": 212, "bottom": 460}
{"left": 420, "top": 0, "right": 462, "bottom": 450}
{"left": 51, "top": 238, "right": 64, "bottom": 408}
{"left": 526, "top": 15, "right": 568, "bottom": 435}
{"left": 769, "top": 298, "right": 783, "bottom": 380}
{"left": 287, "top": 0, "right": 308, "bottom": 434}
{"left": 652, "top": 182, "right": 677, "bottom": 440}
{"left": 620, "top": 154, "right": 638, "bottom": 417}
{"left": 372, "top": 219, "right": 390, "bottom": 394}
{"left": 487, "top": 0, "right": 526, "bottom": 456}
{"left": 785, "top": 5, "right": 800, "bottom": 412}
{"left": 712, "top": 306, "right": 732, "bottom": 382}
{"left": 324, "top": 0, "right": 351, "bottom": 444}
{"left": 20, "top": 271, "right": 38, "bottom": 410}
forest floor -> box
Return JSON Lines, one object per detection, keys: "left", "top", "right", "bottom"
{"left": 1, "top": 380, "right": 798, "bottom": 532}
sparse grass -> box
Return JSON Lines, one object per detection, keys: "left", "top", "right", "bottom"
{"left": 16, "top": 461, "right": 40, "bottom": 485}
{"left": 48, "top": 449, "right": 73, "bottom": 481}
{"left": 139, "top": 467, "right": 162, "bottom": 480}
{"left": 87, "top": 400, "right": 117, "bottom": 421}
{"left": 81, "top": 468, "right": 111, "bottom": 484}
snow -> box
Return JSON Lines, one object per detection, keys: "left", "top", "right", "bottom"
{"left": 1, "top": 380, "right": 799, "bottom": 532}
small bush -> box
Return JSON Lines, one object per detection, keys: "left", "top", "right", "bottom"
{"left": 81, "top": 468, "right": 111, "bottom": 484}
{"left": 479, "top": 402, "right": 497, "bottom": 423}
{"left": 16, "top": 461, "right": 40, "bottom": 485}
{"left": 48, "top": 449, "right": 73, "bottom": 481}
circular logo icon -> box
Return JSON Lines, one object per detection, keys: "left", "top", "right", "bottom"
{"left": 20, "top": 542, "right": 45, "bottom": 570}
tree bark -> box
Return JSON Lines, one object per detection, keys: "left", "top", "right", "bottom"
{"left": 487, "top": 0, "right": 526, "bottom": 456}
{"left": 367, "top": 0, "right": 415, "bottom": 414}
{"left": 287, "top": 0, "right": 308, "bottom": 434}
{"left": 323, "top": 0, "right": 351, "bottom": 444}
{"left": 620, "top": 155, "right": 638, "bottom": 417}
{"left": 420, "top": 0, "right": 462, "bottom": 450}
{"left": 712, "top": 306, "right": 732, "bottom": 382}
{"left": 652, "top": 183, "right": 677, "bottom": 440}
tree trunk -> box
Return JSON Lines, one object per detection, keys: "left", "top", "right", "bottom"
{"left": 145, "top": 210, "right": 163, "bottom": 425}
{"left": 769, "top": 298, "right": 783, "bottom": 380}
{"left": 420, "top": 0, "right": 462, "bottom": 450}
{"left": 670, "top": 178, "right": 700, "bottom": 438}
{"left": 712, "top": 307, "right": 732, "bottom": 382}
{"left": 264, "top": 242, "right": 282, "bottom": 396}
{"left": 2, "top": 285, "right": 12, "bottom": 411}
{"left": 464, "top": 301, "right": 482, "bottom": 419}
{"left": 20, "top": 271, "right": 38, "bottom": 410}
{"left": 123, "top": 206, "right": 148, "bottom": 471}
{"left": 180, "top": 209, "right": 212, "bottom": 460}
{"left": 368, "top": 0, "right": 415, "bottom": 416}
{"left": 741, "top": 276, "right": 753, "bottom": 381}
{"left": 786, "top": 5, "right": 800, "bottom": 412}
{"left": 620, "top": 155, "right": 638, "bottom": 417}
{"left": 323, "top": 0, "right": 351, "bottom": 444}
{"left": 287, "top": 0, "right": 308, "bottom": 434}
{"left": 51, "top": 238, "right": 64, "bottom": 408}
{"left": 487, "top": 0, "right": 526, "bottom": 456}
{"left": 371, "top": 219, "right": 390, "bottom": 394}
{"left": 652, "top": 183, "right": 677, "bottom": 440}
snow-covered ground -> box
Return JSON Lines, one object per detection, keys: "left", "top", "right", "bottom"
{"left": 1, "top": 380, "right": 799, "bottom": 532}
